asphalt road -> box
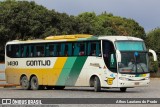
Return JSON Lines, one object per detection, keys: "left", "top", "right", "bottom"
{"left": 0, "top": 79, "right": 159, "bottom": 107}
{"left": 0, "top": 79, "right": 160, "bottom": 98}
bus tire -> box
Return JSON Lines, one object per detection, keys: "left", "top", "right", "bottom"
{"left": 20, "top": 76, "right": 30, "bottom": 90}
{"left": 54, "top": 86, "right": 65, "bottom": 90}
{"left": 31, "top": 76, "right": 42, "bottom": 90}
{"left": 94, "top": 76, "right": 101, "bottom": 92}
{"left": 120, "top": 88, "right": 127, "bottom": 92}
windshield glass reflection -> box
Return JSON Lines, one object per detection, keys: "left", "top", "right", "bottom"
{"left": 118, "top": 52, "right": 148, "bottom": 74}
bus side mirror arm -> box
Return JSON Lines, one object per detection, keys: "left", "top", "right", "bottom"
{"left": 116, "top": 50, "right": 121, "bottom": 63}
{"left": 149, "top": 49, "right": 157, "bottom": 61}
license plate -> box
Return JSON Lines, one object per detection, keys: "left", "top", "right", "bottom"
{"left": 135, "top": 82, "right": 139, "bottom": 85}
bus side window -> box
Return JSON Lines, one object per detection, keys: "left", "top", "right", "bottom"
{"left": 87, "top": 41, "right": 101, "bottom": 57}
{"left": 7, "top": 45, "right": 12, "bottom": 57}
{"left": 21, "top": 46, "right": 24, "bottom": 57}
{"left": 48, "top": 44, "right": 54, "bottom": 57}
{"left": 28, "top": 45, "right": 34, "bottom": 57}
{"left": 96, "top": 42, "right": 101, "bottom": 57}
{"left": 11, "top": 45, "right": 20, "bottom": 58}
{"left": 35, "top": 45, "right": 45, "bottom": 57}
{"left": 87, "top": 42, "right": 91, "bottom": 55}
{"left": 91, "top": 42, "right": 96, "bottom": 56}
{"left": 61, "top": 43, "right": 65, "bottom": 56}
{"left": 53, "top": 44, "right": 57, "bottom": 56}
{"left": 45, "top": 44, "right": 49, "bottom": 57}
{"left": 67, "top": 43, "right": 72, "bottom": 56}
{"left": 21, "top": 45, "right": 27, "bottom": 57}
{"left": 57, "top": 44, "right": 61, "bottom": 56}
{"left": 79, "top": 42, "right": 86, "bottom": 56}
{"left": 73, "top": 43, "right": 80, "bottom": 56}
{"left": 61, "top": 43, "right": 72, "bottom": 56}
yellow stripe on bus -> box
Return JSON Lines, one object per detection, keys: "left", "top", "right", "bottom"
{"left": 5, "top": 57, "right": 67, "bottom": 86}
{"left": 51, "top": 57, "right": 68, "bottom": 85}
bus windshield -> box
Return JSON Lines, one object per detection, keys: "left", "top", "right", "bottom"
{"left": 115, "top": 41, "right": 148, "bottom": 74}
{"left": 115, "top": 41, "right": 146, "bottom": 51}
{"left": 118, "top": 52, "right": 148, "bottom": 74}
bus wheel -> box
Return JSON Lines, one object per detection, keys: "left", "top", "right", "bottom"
{"left": 54, "top": 86, "right": 65, "bottom": 90}
{"left": 94, "top": 76, "right": 101, "bottom": 92}
{"left": 31, "top": 76, "right": 42, "bottom": 90}
{"left": 120, "top": 88, "right": 127, "bottom": 92}
{"left": 20, "top": 76, "right": 30, "bottom": 90}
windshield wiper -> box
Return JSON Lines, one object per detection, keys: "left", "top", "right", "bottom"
{"left": 137, "top": 63, "right": 145, "bottom": 73}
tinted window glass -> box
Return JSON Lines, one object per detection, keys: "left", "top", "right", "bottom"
{"left": 115, "top": 41, "right": 146, "bottom": 51}
{"left": 88, "top": 41, "right": 101, "bottom": 56}
{"left": 35, "top": 45, "right": 45, "bottom": 57}
{"left": 103, "top": 40, "right": 117, "bottom": 72}
{"left": 7, "top": 45, "right": 20, "bottom": 58}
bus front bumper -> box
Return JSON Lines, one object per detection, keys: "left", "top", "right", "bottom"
{"left": 118, "top": 79, "right": 150, "bottom": 87}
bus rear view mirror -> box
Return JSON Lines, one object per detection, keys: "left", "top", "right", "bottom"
{"left": 149, "top": 49, "right": 157, "bottom": 61}
{"left": 116, "top": 50, "right": 121, "bottom": 63}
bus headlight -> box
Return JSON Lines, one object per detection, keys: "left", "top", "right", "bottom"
{"left": 119, "top": 77, "right": 129, "bottom": 81}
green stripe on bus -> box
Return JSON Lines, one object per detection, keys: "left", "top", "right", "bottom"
{"left": 56, "top": 57, "right": 77, "bottom": 86}
{"left": 65, "top": 56, "right": 87, "bottom": 86}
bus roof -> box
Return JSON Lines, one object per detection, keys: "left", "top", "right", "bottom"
{"left": 99, "top": 36, "right": 143, "bottom": 42}
{"left": 6, "top": 34, "right": 143, "bottom": 45}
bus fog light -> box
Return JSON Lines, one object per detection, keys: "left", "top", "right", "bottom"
{"left": 145, "top": 77, "right": 149, "bottom": 80}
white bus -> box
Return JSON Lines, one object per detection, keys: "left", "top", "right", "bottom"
{"left": 5, "top": 34, "right": 157, "bottom": 92}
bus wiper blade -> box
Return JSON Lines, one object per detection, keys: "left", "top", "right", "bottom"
{"left": 138, "top": 63, "right": 145, "bottom": 73}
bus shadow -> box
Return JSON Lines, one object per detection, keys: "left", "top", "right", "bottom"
{"left": 62, "top": 88, "right": 141, "bottom": 93}
{"left": 15, "top": 87, "right": 141, "bottom": 93}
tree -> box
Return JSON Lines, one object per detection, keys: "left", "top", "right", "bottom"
{"left": 75, "top": 12, "right": 99, "bottom": 34}
{"left": 0, "top": 0, "right": 147, "bottom": 56}
{"left": 98, "top": 13, "right": 146, "bottom": 38}
{"left": 0, "top": 0, "right": 74, "bottom": 51}
{"left": 146, "top": 28, "right": 160, "bottom": 67}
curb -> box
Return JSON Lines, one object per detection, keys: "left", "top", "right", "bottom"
{"left": 0, "top": 84, "right": 19, "bottom": 88}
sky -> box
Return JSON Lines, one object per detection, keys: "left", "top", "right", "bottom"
{"left": 28, "top": 0, "right": 160, "bottom": 32}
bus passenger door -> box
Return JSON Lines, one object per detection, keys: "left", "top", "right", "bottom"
{"left": 103, "top": 40, "right": 118, "bottom": 87}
